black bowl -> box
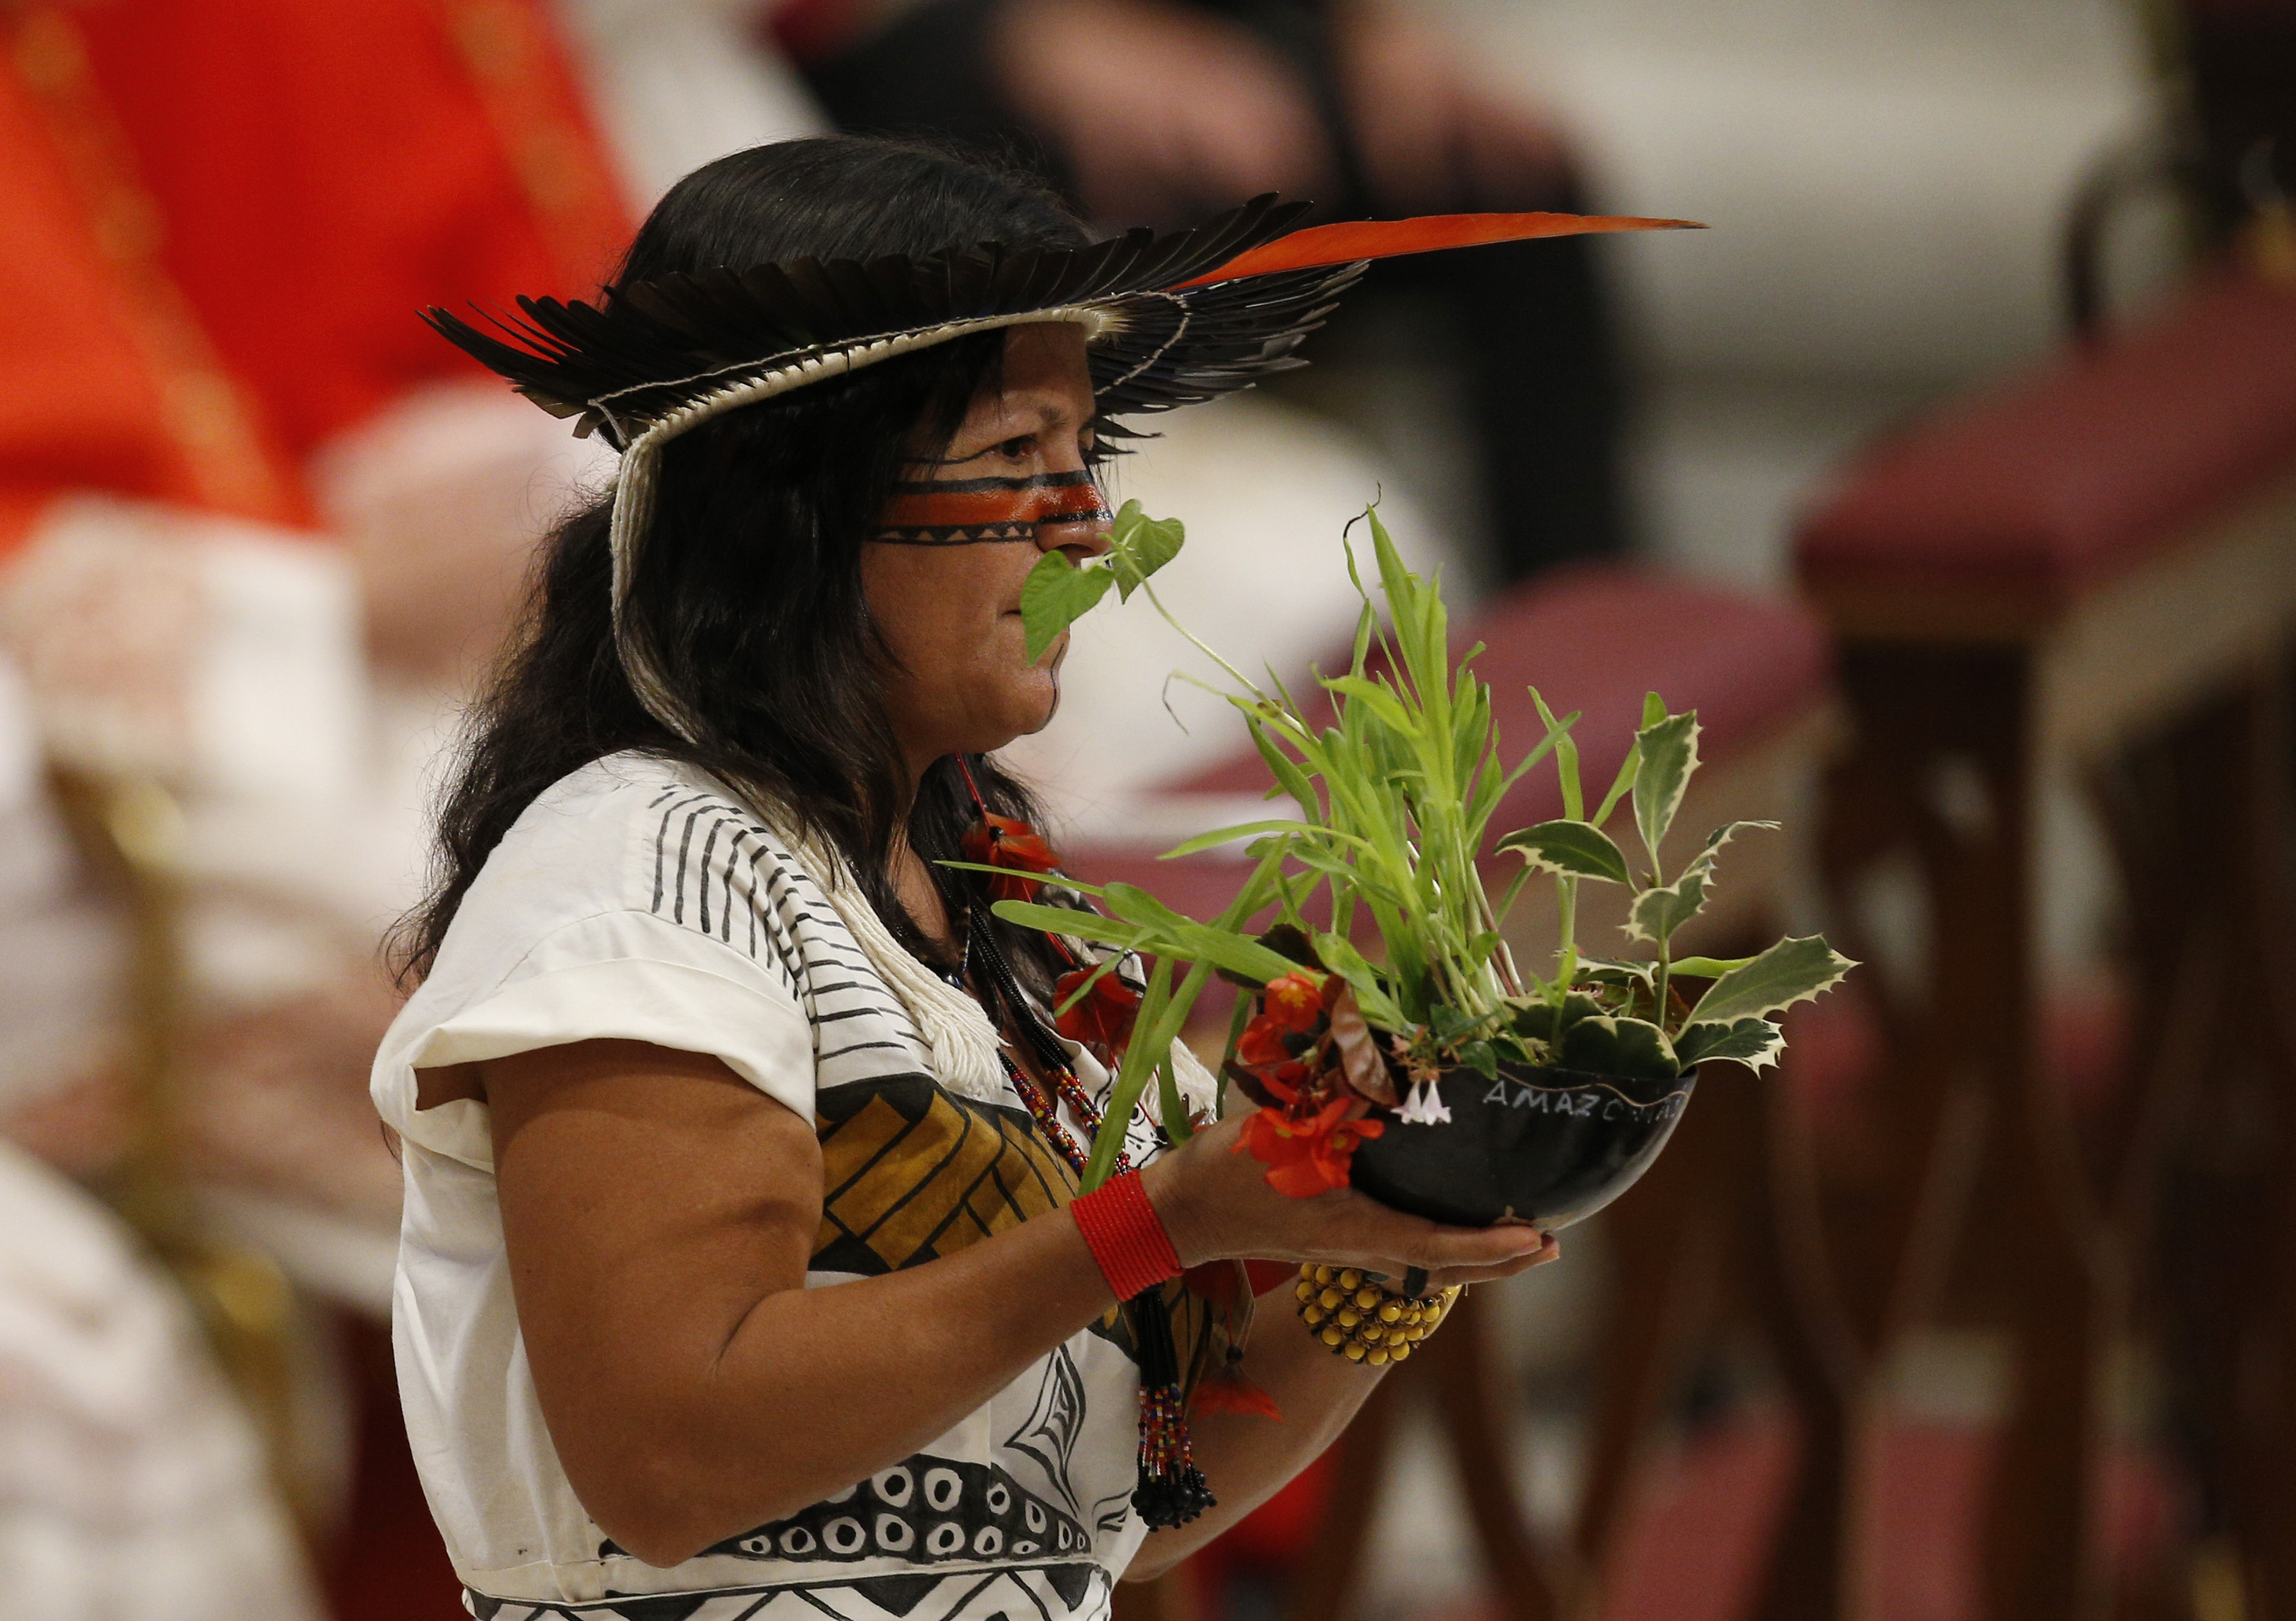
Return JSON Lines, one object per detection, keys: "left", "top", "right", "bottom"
{"left": 1347, "top": 1062, "right": 1696, "bottom": 1230}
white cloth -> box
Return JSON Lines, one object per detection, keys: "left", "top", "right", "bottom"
{"left": 0, "top": 1140, "right": 320, "bottom": 1621}
{"left": 551, "top": 0, "right": 828, "bottom": 216}
{"left": 0, "top": 499, "right": 379, "bottom": 1114}
{"left": 374, "top": 754, "right": 1166, "bottom": 1616}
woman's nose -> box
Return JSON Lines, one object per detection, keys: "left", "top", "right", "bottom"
{"left": 1032, "top": 476, "right": 1113, "bottom": 559}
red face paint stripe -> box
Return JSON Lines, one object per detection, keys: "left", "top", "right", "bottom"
{"left": 877, "top": 476, "right": 1108, "bottom": 530}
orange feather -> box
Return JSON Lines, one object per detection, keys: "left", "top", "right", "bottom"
{"left": 1171, "top": 211, "right": 1705, "bottom": 290}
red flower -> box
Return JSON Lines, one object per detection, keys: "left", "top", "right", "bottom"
{"left": 1234, "top": 1093, "right": 1386, "bottom": 1198}
{"left": 1262, "top": 971, "right": 1326, "bottom": 1033}
{"left": 962, "top": 811, "right": 1060, "bottom": 901}
{"left": 1236, "top": 969, "right": 1329, "bottom": 1069}
{"left": 1054, "top": 965, "right": 1140, "bottom": 1052}
{"left": 1236, "top": 1016, "right": 1297, "bottom": 1069}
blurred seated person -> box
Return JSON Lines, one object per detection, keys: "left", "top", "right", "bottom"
{"left": 0, "top": 1, "right": 418, "bottom": 1241}
{"left": 776, "top": 0, "right": 1627, "bottom": 583}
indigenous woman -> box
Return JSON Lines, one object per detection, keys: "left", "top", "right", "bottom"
{"left": 375, "top": 137, "right": 1659, "bottom": 1618}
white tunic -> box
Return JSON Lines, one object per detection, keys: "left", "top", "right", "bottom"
{"left": 372, "top": 753, "right": 1165, "bottom": 1619}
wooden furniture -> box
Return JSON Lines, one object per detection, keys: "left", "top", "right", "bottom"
{"left": 1795, "top": 268, "right": 2296, "bottom": 1621}
{"left": 1079, "top": 563, "right": 1846, "bottom": 1621}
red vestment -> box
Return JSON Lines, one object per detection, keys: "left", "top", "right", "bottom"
{"left": 0, "top": 6, "right": 303, "bottom": 554}
{"left": 73, "top": 0, "right": 630, "bottom": 463}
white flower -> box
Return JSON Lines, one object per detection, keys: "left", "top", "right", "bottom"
{"left": 1396, "top": 1078, "right": 1452, "bottom": 1126}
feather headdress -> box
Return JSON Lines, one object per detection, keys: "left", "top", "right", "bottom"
{"left": 425, "top": 195, "right": 1696, "bottom": 739}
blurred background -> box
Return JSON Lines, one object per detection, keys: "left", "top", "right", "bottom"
{"left": 1, "top": 0, "right": 2291, "bottom": 1618}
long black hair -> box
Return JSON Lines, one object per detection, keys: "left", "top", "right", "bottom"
{"left": 392, "top": 137, "right": 1091, "bottom": 989}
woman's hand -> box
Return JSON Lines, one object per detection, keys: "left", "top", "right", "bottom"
{"left": 1139, "top": 1112, "right": 1553, "bottom": 1288}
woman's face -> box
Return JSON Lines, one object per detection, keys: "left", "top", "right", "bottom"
{"left": 863, "top": 321, "right": 1110, "bottom": 777}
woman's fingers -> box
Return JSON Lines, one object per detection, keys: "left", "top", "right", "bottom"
{"left": 1411, "top": 1233, "right": 1562, "bottom": 1290}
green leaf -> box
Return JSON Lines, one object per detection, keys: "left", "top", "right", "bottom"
{"left": 1097, "top": 883, "right": 1302, "bottom": 984}
{"left": 1685, "top": 820, "right": 1778, "bottom": 880}
{"left": 1428, "top": 1004, "right": 1479, "bottom": 1043}
{"left": 1631, "top": 707, "right": 1701, "bottom": 870}
{"left": 1460, "top": 1041, "right": 1500, "bottom": 1080}
{"left": 1312, "top": 932, "right": 1407, "bottom": 1030}
{"left": 1156, "top": 1055, "right": 1194, "bottom": 1141}
{"left": 1641, "top": 690, "right": 1667, "bottom": 730}
{"left": 1624, "top": 869, "right": 1708, "bottom": 945}
{"left": 1509, "top": 991, "right": 1605, "bottom": 1044}
{"left": 1672, "top": 1017, "right": 1787, "bottom": 1073}
{"left": 1106, "top": 500, "right": 1185, "bottom": 600}
{"left": 935, "top": 860, "right": 1104, "bottom": 896}
{"left": 1578, "top": 958, "right": 1656, "bottom": 995}
{"left": 1687, "top": 935, "right": 1857, "bottom": 1025}
{"left": 1670, "top": 955, "right": 1755, "bottom": 980}
{"left": 991, "top": 899, "right": 1143, "bottom": 949}
{"left": 1592, "top": 741, "right": 1640, "bottom": 828}
{"left": 1249, "top": 722, "right": 1319, "bottom": 817}
{"left": 1530, "top": 689, "right": 1584, "bottom": 820}
{"left": 1158, "top": 819, "right": 1324, "bottom": 860}
{"left": 1496, "top": 820, "right": 1631, "bottom": 885}
{"left": 1557, "top": 1015, "right": 1681, "bottom": 1081}
{"left": 1323, "top": 673, "right": 1415, "bottom": 739}
{"left": 1020, "top": 551, "right": 1116, "bottom": 662}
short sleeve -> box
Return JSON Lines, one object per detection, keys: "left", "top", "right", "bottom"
{"left": 382, "top": 908, "right": 814, "bottom": 1169}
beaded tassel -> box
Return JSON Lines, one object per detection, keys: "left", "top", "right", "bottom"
{"left": 1128, "top": 1281, "right": 1215, "bottom": 1528}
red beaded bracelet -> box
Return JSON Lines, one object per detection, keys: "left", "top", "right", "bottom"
{"left": 1070, "top": 1171, "right": 1184, "bottom": 1300}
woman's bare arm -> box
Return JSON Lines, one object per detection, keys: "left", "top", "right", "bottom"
{"left": 482, "top": 1038, "right": 1548, "bottom": 1568}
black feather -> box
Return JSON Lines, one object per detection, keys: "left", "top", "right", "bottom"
{"left": 424, "top": 197, "right": 1343, "bottom": 439}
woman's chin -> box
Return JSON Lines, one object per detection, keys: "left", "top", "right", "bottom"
{"left": 1005, "top": 675, "right": 1062, "bottom": 741}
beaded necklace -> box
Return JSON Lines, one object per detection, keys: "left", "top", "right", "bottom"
{"left": 927, "top": 912, "right": 1125, "bottom": 1179}
{"left": 945, "top": 758, "right": 1212, "bottom": 1529}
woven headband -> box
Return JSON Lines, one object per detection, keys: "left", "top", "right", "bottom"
{"left": 426, "top": 194, "right": 1698, "bottom": 740}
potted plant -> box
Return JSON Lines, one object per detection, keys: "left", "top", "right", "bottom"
{"left": 979, "top": 502, "right": 1854, "bottom": 1231}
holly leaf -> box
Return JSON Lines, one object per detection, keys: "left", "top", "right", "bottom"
{"left": 1672, "top": 1017, "right": 1786, "bottom": 1073}
{"left": 1687, "top": 936, "right": 1857, "bottom": 1025}
{"left": 1579, "top": 958, "right": 1657, "bottom": 995}
{"left": 1106, "top": 500, "right": 1185, "bottom": 600}
{"left": 1669, "top": 955, "right": 1754, "bottom": 980}
{"left": 1509, "top": 991, "right": 1606, "bottom": 1044}
{"left": 1684, "top": 820, "right": 1778, "bottom": 882}
{"left": 1632, "top": 706, "right": 1701, "bottom": 869}
{"left": 1021, "top": 551, "right": 1116, "bottom": 661}
{"left": 1624, "top": 869, "right": 1708, "bottom": 944}
{"left": 1557, "top": 1015, "right": 1681, "bottom": 1081}
{"left": 1496, "top": 819, "right": 1631, "bottom": 884}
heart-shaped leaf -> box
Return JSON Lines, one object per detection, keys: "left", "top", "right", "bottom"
{"left": 1496, "top": 819, "right": 1631, "bottom": 884}
{"left": 1687, "top": 935, "right": 1857, "bottom": 1025}
{"left": 1021, "top": 550, "right": 1116, "bottom": 661}
{"left": 1107, "top": 500, "right": 1185, "bottom": 600}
